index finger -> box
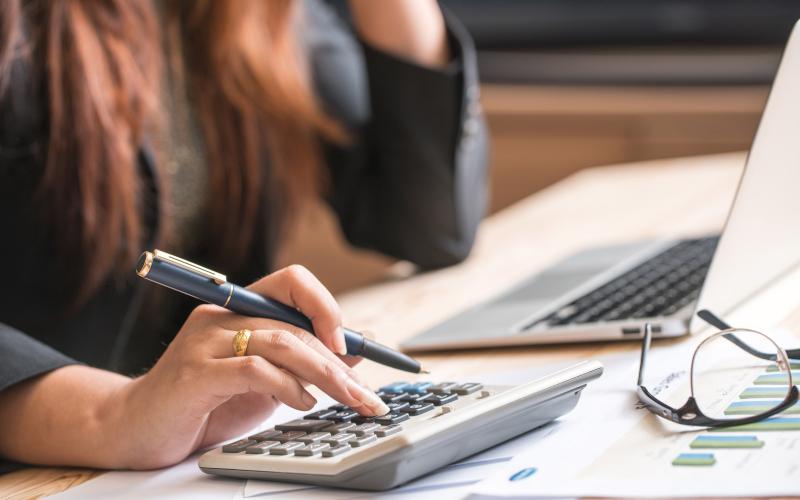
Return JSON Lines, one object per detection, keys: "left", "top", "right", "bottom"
{"left": 247, "top": 265, "right": 346, "bottom": 356}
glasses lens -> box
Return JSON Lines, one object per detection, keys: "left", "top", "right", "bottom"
{"left": 691, "top": 329, "right": 792, "bottom": 421}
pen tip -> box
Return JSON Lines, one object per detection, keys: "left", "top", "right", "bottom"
{"left": 419, "top": 367, "right": 431, "bottom": 374}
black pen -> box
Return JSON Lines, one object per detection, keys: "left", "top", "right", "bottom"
{"left": 136, "top": 250, "right": 428, "bottom": 374}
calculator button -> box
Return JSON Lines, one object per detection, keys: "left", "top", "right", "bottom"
{"left": 269, "top": 442, "right": 304, "bottom": 455}
{"left": 222, "top": 439, "right": 256, "bottom": 453}
{"left": 296, "top": 432, "right": 331, "bottom": 444}
{"left": 329, "top": 410, "right": 359, "bottom": 422}
{"left": 323, "top": 432, "right": 356, "bottom": 445}
{"left": 431, "top": 393, "right": 458, "bottom": 406}
{"left": 374, "top": 412, "right": 410, "bottom": 425}
{"left": 401, "top": 392, "right": 434, "bottom": 403}
{"left": 351, "top": 423, "right": 381, "bottom": 436}
{"left": 322, "top": 444, "right": 351, "bottom": 457}
{"left": 248, "top": 429, "right": 282, "bottom": 442}
{"left": 453, "top": 383, "right": 483, "bottom": 395}
{"left": 328, "top": 403, "right": 349, "bottom": 411}
{"left": 348, "top": 434, "right": 378, "bottom": 447}
{"left": 429, "top": 382, "right": 458, "bottom": 394}
{"left": 380, "top": 382, "right": 412, "bottom": 393}
{"left": 405, "top": 382, "right": 434, "bottom": 394}
{"left": 375, "top": 425, "right": 402, "bottom": 437}
{"left": 387, "top": 402, "right": 410, "bottom": 413}
{"left": 404, "top": 403, "right": 435, "bottom": 416}
{"left": 351, "top": 415, "right": 376, "bottom": 425}
{"left": 276, "top": 419, "right": 332, "bottom": 432}
{"left": 276, "top": 431, "right": 307, "bottom": 442}
{"left": 379, "top": 392, "right": 407, "bottom": 403}
{"left": 245, "top": 441, "right": 280, "bottom": 454}
{"left": 295, "top": 443, "right": 331, "bottom": 456}
{"left": 304, "top": 409, "right": 336, "bottom": 420}
{"left": 323, "top": 422, "right": 356, "bottom": 434}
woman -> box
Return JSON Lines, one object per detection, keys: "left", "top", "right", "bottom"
{"left": 0, "top": 0, "right": 487, "bottom": 471}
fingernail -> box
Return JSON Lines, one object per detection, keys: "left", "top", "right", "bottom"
{"left": 344, "top": 376, "right": 390, "bottom": 415}
{"left": 302, "top": 392, "right": 317, "bottom": 409}
{"left": 336, "top": 327, "right": 348, "bottom": 356}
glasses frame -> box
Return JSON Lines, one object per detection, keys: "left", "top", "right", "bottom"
{"left": 637, "top": 309, "right": 799, "bottom": 428}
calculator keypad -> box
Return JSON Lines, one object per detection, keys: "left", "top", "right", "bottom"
{"left": 222, "top": 381, "right": 478, "bottom": 459}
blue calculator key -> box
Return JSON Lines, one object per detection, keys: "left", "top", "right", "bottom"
{"left": 380, "top": 382, "right": 412, "bottom": 394}
{"left": 405, "top": 382, "right": 434, "bottom": 394}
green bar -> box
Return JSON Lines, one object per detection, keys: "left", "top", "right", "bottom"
{"left": 740, "top": 387, "right": 793, "bottom": 398}
{"left": 690, "top": 435, "right": 764, "bottom": 449}
{"left": 724, "top": 400, "right": 800, "bottom": 416}
{"left": 672, "top": 453, "right": 716, "bottom": 466}
{"left": 710, "top": 417, "right": 800, "bottom": 432}
{"left": 753, "top": 373, "right": 795, "bottom": 385}
{"left": 767, "top": 363, "right": 800, "bottom": 372}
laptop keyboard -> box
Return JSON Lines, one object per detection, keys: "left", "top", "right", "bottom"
{"left": 526, "top": 236, "right": 719, "bottom": 328}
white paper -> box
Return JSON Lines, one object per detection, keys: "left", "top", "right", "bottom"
{"left": 470, "top": 328, "right": 800, "bottom": 499}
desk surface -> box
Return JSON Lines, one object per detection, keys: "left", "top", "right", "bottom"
{"left": 3, "top": 152, "right": 796, "bottom": 499}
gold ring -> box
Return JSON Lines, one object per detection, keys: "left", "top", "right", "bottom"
{"left": 232, "top": 329, "right": 252, "bottom": 357}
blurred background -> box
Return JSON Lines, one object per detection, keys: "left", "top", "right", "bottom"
{"left": 277, "top": 0, "right": 800, "bottom": 292}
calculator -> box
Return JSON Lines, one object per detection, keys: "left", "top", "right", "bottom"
{"left": 199, "top": 361, "right": 603, "bottom": 491}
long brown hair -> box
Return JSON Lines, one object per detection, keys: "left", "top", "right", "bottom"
{"left": 0, "top": 0, "right": 341, "bottom": 304}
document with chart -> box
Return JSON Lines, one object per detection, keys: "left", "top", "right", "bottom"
{"left": 471, "top": 330, "right": 800, "bottom": 498}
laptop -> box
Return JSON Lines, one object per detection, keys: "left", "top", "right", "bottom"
{"left": 401, "top": 20, "right": 800, "bottom": 353}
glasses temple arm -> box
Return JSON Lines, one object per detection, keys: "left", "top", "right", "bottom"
{"left": 637, "top": 323, "right": 653, "bottom": 386}
{"left": 697, "top": 309, "right": 778, "bottom": 362}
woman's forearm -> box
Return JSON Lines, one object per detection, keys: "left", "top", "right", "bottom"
{"left": 0, "top": 365, "right": 133, "bottom": 469}
{"left": 348, "top": 0, "right": 450, "bottom": 67}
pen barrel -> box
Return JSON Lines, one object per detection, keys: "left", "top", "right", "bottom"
{"left": 144, "top": 257, "right": 232, "bottom": 306}
{"left": 228, "top": 286, "right": 314, "bottom": 332}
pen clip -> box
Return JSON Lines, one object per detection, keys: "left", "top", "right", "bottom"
{"left": 152, "top": 249, "right": 227, "bottom": 285}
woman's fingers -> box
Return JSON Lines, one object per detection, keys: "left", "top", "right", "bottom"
{"left": 247, "top": 329, "right": 388, "bottom": 416}
{"left": 247, "top": 265, "right": 347, "bottom": 356}
{"left": 209, "top": 356, "right": 317, "bottom": 411}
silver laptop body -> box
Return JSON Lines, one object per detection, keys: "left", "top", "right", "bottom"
{"left": 402, "top": 20, "right": 800, "bottom": 353}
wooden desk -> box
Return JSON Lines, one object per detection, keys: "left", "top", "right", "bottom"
{"left": 3, "top": 152, "right": 797, "bottom": 499}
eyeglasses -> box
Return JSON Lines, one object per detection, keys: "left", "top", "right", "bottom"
{"left": 637, "top": 309, "right": 799, "bottom": 428}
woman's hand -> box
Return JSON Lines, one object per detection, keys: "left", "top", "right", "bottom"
{"left": 0, "top": 265, "right": 388, "bottom": 470}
